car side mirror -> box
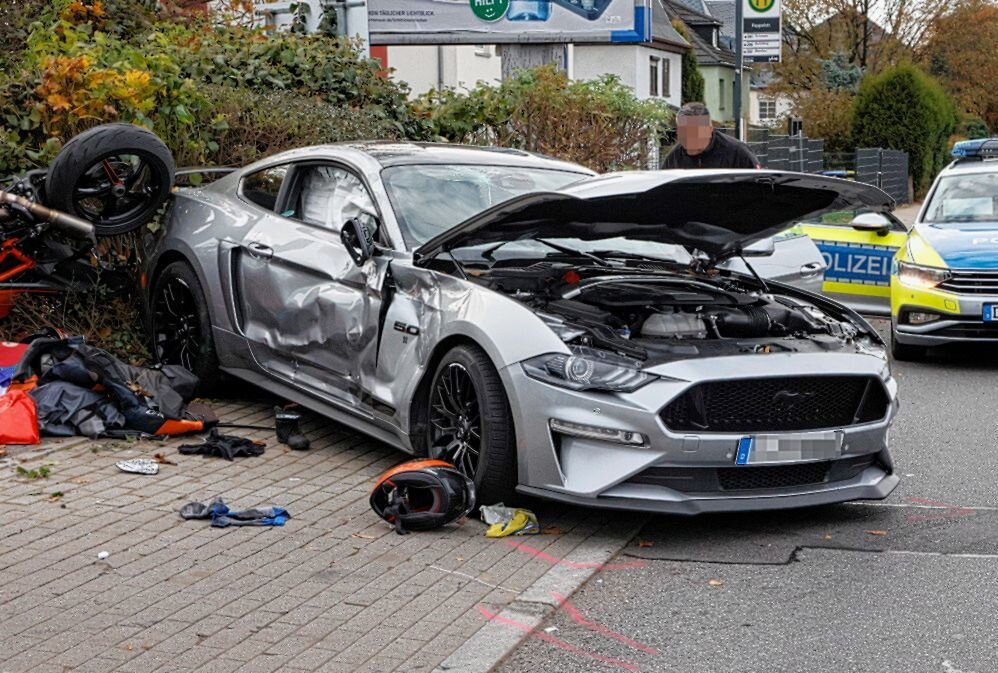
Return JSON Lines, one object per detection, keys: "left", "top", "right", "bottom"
{"left": 742, "top": 237, "right": 776, "bottom": 257}
{"left": 341, "top": 217, "right": 374, "bottom": 265}
{"left": 851, "top": 212, "right": 891, "bottom": 236}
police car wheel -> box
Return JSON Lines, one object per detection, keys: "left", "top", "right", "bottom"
{"left": 890, "top": 330, "right": 925, "bottom": 362}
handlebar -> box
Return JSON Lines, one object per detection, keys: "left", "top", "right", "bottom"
{"left": 0, "top": 190, "right": 95, "bottom": 241}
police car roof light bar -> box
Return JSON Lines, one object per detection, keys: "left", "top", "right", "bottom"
{"left": 952, "top": 138, "right": 998, "bottom": 161}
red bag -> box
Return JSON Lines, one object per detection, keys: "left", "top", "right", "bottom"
{"left": 0, "top": 389, "right": 40, "bottom": 445}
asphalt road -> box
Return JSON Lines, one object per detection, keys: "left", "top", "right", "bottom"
{"left": 497, "top": 319, "right": 998, "bottom": 673}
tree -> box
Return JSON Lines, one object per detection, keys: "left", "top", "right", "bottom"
{"left": 852, "top": 64, "right": 957, "bottom": 194}
{"left": 920, "top": 0, "right": 998, "bottom": 131}
{"left": 672, "top": 20, "right": 705, "bottom": 104}
{"left": 773, "top": 0, "right": 944, "bottom": 92}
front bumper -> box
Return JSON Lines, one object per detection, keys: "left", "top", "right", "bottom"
{"left": 894, "top": 292, "right": 998, "bottom": 345}
{"left": 502, "top": 352, "right": 898, "bottom": 515}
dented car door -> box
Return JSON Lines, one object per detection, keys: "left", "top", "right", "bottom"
{"left": 232, "top": 162, "right": 385, "bottom": 407}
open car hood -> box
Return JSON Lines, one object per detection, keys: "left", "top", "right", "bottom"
{"left": 413, "top": 170, "right": 894, "bottom": 264}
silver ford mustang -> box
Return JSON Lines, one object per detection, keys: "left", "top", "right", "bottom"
{"left": 145, "top": 142, "right": 899, "bottom": 513}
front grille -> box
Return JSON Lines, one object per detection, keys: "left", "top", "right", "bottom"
{"left": 939, "top": 269, "right": 998, "bottom": 294}
{"left": 931, "top": 322, "right": 998, "bottom": 339}
{"left": 626, "top": 455, "right": 878, "bottom": 494}
{"left": 660, "top": 375, "right": 889, "bottom": 433}
{"left": 717, "top": 462, "right": 830, "bottom": 490}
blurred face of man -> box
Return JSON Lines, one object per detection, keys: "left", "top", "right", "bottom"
{"left": 676, "top": 115, "right": 713, "bottom": 155}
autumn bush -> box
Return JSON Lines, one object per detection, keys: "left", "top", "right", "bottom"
{"left": 0, "top": 0, "right": 425, "bottom": 173}
{"left": 852, "top": 64, "right": 957, "bottom": 195}
{"left": 416, "top": 65, "right": 674, "bottom": 172}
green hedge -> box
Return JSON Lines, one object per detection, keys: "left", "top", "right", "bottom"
{"left": 0, "top": 0, "right": 425, "bottom": 173}
{"left": 852, "top": 64, "right": 957, "bottom": 195}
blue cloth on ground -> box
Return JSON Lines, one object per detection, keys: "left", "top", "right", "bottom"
{"left": 179, "top": 498, "right": 290, "bottom": 527}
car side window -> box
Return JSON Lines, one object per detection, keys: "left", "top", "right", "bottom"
{"left": 241, "top": 165, "right": 288, "bottom": 211}
{"left": 289, "top": 165, "right": 380, "bottom": 239}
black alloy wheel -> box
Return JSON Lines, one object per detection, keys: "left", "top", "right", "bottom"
{"left": 71, "top": 154, "right": 162, "bottom": 231}
{"left": 429, "top": 362, "right": 483, "bottom": 478}
{"left": 426, "top": 344, "right": 518, "bottom": 505}
{"left": 45, "top": 123, "right": 175, "bottom": 236}
{"left": 149, "top": 261, "right": 220, "bottom": 391}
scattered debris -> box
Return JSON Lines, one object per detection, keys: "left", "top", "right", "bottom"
{"left": 544, "top": 626, "right": 559, "bottom": 634}
{"left": 48, "top": 491, "right": 64, "bottom": 501}
{"left": 153, "top": 453, "right": 176, "bottom": 466}
{"left": 97, "top": 551, "right": 110, "bottom": 560}
{"left": 115, "top": 459, "right": 160, "bottom": 475}
{"left": 481, "top": 504, "right": 540, "bottom": 538}
{"left": 15, "top": 464, "right": 51, "bottom": 480}
{"left": 823, "top": 534, "right": 833, "bottom": 540}
{"left": 637, "top": 540, "right": 654, "bottom": 548}
{"left": 178, "top": 429, "right": 265, "bottom": 461}
{"left": 179, "top": 498, "right": 290, "bottom": 528}
{"left": 541, "top": 526, "right": 565, "bottom": 536}
{"left": 708, "top": 579, "right": 725, "bottom": 587}
{"left": 275, "top": 406, "right": 310, "bottom": 451}
{"left": 350, "top": 533, "right": 377, "bottom": 540}
{"left": 865, "top": 530, "right": 889, "bottom": 536}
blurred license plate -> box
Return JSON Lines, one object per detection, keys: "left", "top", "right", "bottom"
{"left": 735, "top": 433, "right": 842, "bottom": 465}
{"left": 984, "top": 305, "right": 998, "bottom": 322}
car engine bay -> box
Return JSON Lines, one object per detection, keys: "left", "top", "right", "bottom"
{"left": 466, "top": 260, "right": 878, "bottom": 363}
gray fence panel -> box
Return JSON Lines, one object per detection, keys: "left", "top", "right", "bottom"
{"left": 853, "top": 148, "right": 910, "bottom": 204}
{"left": 807, "top": 139, "right": 824, "bottom": 174}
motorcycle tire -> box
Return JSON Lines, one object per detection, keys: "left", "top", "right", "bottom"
{"left": 44, "top": 123, "right": 176, "bottom": 237}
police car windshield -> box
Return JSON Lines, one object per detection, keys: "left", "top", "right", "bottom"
{"left": 924, "top": 173, "right": 998, "bottom": 225}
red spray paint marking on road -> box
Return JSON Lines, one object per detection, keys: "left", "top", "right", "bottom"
{"left": 551, "top": 592, "right": 659, "bottom": 655}
{"left": 477, "top": 605, "right": 640, "bottom": 672}
{"left": 905, "top": 497, "right": 977, "bottom": 524}
{"left": 504, "top": 540, "right": 648, "bottom": 570}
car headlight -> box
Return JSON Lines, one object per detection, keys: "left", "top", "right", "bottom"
{"left": 522, "top": 346, "right": 653, "bottom": 393}
{"left": 896, "top": 261, "right": 951, "bottom": 289}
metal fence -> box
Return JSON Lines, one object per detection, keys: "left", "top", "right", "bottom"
{"left": 661, "top": 130, "right": 911, "bottom": 204}
{"left": 856, "top": 148, "right": 909, "bottom": 204}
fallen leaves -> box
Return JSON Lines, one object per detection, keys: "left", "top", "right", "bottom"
{"left": 153, "top": 453, "right": 176, "bottom": 466}
{"left": 707, "top": 579, "right": 725, "bottom": 587}
{"left": 350, "top": 533, "right": 376, "bottom": 540}
{"left": 865, "top": 530, "right": 888, "bottom": 537}
{"left": 541, "top": 526, "right": 565, "bottom": 536}
{"left": 637, "top": 540, "right": 654, "bottom": 548}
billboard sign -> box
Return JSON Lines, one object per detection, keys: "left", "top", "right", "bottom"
{"left": 742, "top": 0, "right": 781, "bottom": 63}
{"left": 368, "top": 0, "right": 651, "bottom": 45}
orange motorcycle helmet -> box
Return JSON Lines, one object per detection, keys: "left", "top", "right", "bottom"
{"left": 370, "top": 459, "right": 476, "bottom": 534}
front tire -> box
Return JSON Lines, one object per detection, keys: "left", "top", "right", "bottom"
{"left": 45, "top": 123, "right": 175, "bottom": 236}
{"left": 149, "top": 261, "right": 221, "bottom": 392}
{"left": 426, "top": 344, "right": 517, "bottom": 505}
{"left": 891, "top": 328, "right": 925, "bottom": 361}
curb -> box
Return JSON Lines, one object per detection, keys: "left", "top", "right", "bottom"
{"left": 433, "top": 515, "right": 649, "bottom": 673}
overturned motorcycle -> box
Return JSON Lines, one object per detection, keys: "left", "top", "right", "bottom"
{"left": 0, "top": 123, "right": 175, "bottom": 317}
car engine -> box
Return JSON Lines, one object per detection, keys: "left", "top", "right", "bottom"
{"left": 469, "top": 262, "right": 871, "bottom": 362}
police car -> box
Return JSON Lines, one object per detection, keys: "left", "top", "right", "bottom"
{"left": 890, "top": 138, "right": 998, "bottom": 360}
{"left": 797, "top": 207, "right": 909, "bottom": 315}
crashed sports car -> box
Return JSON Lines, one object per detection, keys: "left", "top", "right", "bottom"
{"left": 145, "top": 143, "right": 899, "bottom": 513}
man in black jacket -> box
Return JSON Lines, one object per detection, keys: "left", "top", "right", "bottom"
{"left": 662, "top": 102, "right": 760, "bottom": 169}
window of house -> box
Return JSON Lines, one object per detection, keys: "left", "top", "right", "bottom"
{"left": 719, "top": 78, "right": 726, "bottom": 110}
{"left": 759, "top": 99, "right": 777, "bottom": 119}
{"left": 649, "top": 57, "right": 660, "bottom": 97}
{"left": 662, "top": 58, "right": 671, "bottom": 97}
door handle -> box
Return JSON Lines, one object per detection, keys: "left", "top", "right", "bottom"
{"left": 800, "top": 262, "right": 824, "bottom": 278}
{"left": 246, "top": 241, "right": 274, "bottom": 260}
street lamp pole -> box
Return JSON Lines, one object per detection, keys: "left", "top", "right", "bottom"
{"left": 734, "top": 0, "right": 744, "bottom": 141}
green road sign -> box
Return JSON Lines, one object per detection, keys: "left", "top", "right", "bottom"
{"left": 748, "top": 0, "right": 774, "bottom": 12}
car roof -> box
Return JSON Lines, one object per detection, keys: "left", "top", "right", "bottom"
{"left": 334, "top": 141, "right": 594, "bottom": 173}
{"left": 939, "top": 159, "right": 998, "bottom": 176}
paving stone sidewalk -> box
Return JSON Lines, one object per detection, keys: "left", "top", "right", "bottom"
{"left": 0, "top": 396, "right": 642, "bottom": 673}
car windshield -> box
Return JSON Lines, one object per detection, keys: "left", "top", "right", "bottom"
{"left": 924, "top": 173, "right": 998, "bottom": 224}
{"left": 381, "top": 164, "right": 588, "bottom": 247}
